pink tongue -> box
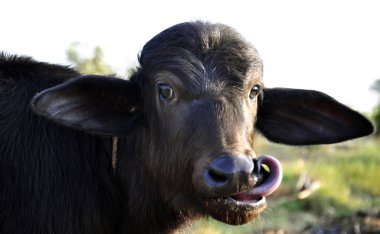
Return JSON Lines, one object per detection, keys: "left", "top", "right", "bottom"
{"left": 234, "top": 155, "right": 282, "bottom": 199}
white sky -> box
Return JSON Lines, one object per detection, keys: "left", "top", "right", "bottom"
{"left": 1, "top": 0, "right": 379, "bottom": 113}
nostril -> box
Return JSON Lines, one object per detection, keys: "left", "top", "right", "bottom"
{"left": 204, "top": 167, "right": 229, "bottom": 187}
{"left": 253, "top": 161, "right": 270, "bottom": 185}
{"left": 208, "top": 168, "right": 228, "bottom": 183}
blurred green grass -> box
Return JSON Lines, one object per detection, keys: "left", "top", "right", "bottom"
{"left": 190, "top": 136, "right": 380, "bottom": 233}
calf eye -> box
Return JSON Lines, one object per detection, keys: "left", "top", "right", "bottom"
{"left": 157, "top": 83, "right": 175, "bottom": 101}
{"left": 249, "top": 84, "right": 261, "bottom": 101}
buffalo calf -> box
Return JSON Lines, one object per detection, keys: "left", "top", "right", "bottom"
{"left": 0, "top": 21, "right": 373, "bottom": 233}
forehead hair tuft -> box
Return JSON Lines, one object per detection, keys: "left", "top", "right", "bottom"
{"left": 137, "top": 21, "right": 263, "bottom": 86}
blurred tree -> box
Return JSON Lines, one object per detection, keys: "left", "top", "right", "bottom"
{"left": 371, "top": 79, "right": 380, "bottom": 135}
{"left": 371, "top": 79, "right": 380, "bottom": 93}
{"left": 66, "top": 43, "right": 114, "bottom": 75}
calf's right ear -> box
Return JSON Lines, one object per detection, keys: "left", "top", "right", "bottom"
{"left": 31, "top": 75, "right": 142, "bottom": 136}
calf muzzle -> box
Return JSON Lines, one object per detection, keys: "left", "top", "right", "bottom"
{"left": 203, "top": 155, "right": 282, "bottom": 197}
{"left": 197, "top": 154, "right": 282, "bottom": 225}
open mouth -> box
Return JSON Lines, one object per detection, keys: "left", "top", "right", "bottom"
{"left": 231, "top": 192, "right": 265, "bottom": 204}
{"left": 203, "top": 155, "right": 282, "bottom": 225}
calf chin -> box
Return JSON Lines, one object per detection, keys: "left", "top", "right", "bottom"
{"left": 205, "top": 198, "right": 266, "bottom": 225}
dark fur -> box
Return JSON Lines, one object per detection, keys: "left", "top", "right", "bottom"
{"left": 0, "top": 22, "right": 373, "bottom": 234}
{"left": 0, "top": 54, "right": 121, "bottom": 234}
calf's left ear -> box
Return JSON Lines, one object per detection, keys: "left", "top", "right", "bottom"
{"left": 32, "top": 75, "right": 142, "bottom": 136}
{"left": 256, "top": 88, "right": 374, "bottom": 145}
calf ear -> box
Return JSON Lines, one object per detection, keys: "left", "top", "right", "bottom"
{"left": 256, "top": 88, "right": 374, "bottom": 145}
{"left": 31, "top": 75, "right": 142, "bottom": 136}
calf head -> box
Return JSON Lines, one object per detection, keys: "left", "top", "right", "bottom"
{"left": 32, "top": 22, "right": 373, "bottom": 226}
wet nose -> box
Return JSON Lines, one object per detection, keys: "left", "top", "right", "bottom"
{"left": 203, "top": 155, "right": 255, "bottom": 194}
